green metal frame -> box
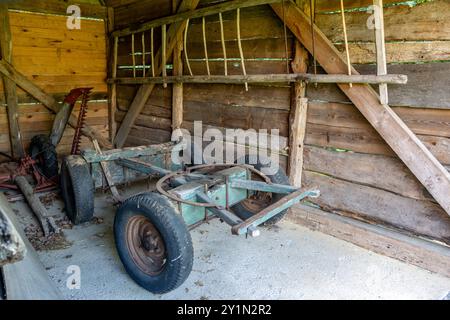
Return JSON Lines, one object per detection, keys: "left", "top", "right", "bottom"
{"left": 80, "top": 141, "right": 319, "bottom": 237}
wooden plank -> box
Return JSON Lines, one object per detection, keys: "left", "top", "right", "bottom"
{"left": 307, "top": 101, "right": 450, "bottom": 139}
{"left": 303, "top": 170, "right": 450, "bottom": 243}
{"left": 305, "top": 120, "right": 450, "bottom": 166}
{"left": 0, "top": 60, "right": 112, "bottom": 149}
{"left": 289, "top": 204, "right": 450, "bottom": 278}
{"left": 8, "top": 0, "right": 106, "bottom": 18}
{"left": 114, "top": 0, "right": 201, "bottom": 148}
{"left": 303, "top": 145, "right": 434, "bottom": 202}
{"left": 272, "top": 1, "right": 450, "bottom": 216}
{"left": 315, "top": 0, "right": 450, "bottom": 42}
{"left": 337, "top": 41, "right": 450, "bottom": 64}
{"left": 306, "top": 63, "right": 450, "bottom": 109}
{"left": 184, "top": 100, "right": 289, "bottom": 137}
{"left": 0, "top": 5, "right": 24, "bottom": 158}
{"left": 112, "top": 0, "right": 283, "bottom": 37}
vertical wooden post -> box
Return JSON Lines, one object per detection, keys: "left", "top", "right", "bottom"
{"left": 106, "top": 7, "right": 118, "bottom": 143}
{"left": 373, "top": 0, "right": 388, "bottom": 105}
{"left": 172, "top": 0, "right": 184, "bottom": 130}
{"left": 289, "top": 4, "right": 308, "bottom": 187}
{"left": 0, "top": 5, "right": 23, "bottom": 158}
{"left": 162, "top": 24, "right": 167, "bottom": 88}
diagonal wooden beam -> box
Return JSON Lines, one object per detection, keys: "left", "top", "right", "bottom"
{"left": 0, "top": 59, "right": 112, "bottom": 149}
{"left": 114, "top": 0, "right": 200, "bottom": 148}
{"left": 271, "top": 1, "right": 450, "bottom": 216}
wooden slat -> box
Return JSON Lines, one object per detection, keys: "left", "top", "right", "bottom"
{"left": 8, "top": 0, "right": 106, "bottom": 18}
{"left": 315, "top": 0, "right": 450, "bottom": 42}
{"left": 114, "top": 0, "right": 201, "bottom": 148}
{"left": 289, "top": 204, "right": 450, "bottom": 278}
{"left": 303, "top": 170, "right": 450, "bottom": 243}
{"left": 306, "top": 63, "right": 450, "bottom": 109}
{"left": 271, "top": 1, "right": 450, "bottom": 216}
{"left": 303, "top": 145, "right": 434, "bottom": 202}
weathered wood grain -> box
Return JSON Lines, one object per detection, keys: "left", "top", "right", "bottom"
{"left": 302, "top": 170, "right": 450, "bottom": 244}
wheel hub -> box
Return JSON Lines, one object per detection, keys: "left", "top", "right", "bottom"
{"left": 126, "top": 216, "right": 167, "bottom": 276}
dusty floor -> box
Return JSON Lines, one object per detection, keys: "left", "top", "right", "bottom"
{"left": 8, "top": 182, "right": 450, "bottom": 300}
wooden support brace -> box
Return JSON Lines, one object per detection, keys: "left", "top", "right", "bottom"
{"left": 0, "top": 5, "right": 24, "bottom": 158}
{"left": 107, "top": 7, "right": 118, "bottom": 143}
{"left": 184, "top": 19, "right": 193, "bottom": 76}
{"left": 289, "top": 82, "right": 308, "bottom": 188}
{"left": 173, "top": 0, "right": 184, "bottom": 130}
{"left": 271, "top": 2, "right": 450, "bottom": 216}
{"left": 114, "top": 0, "right": 201, "bottom": 148}
{"left": 0, "top": 59, "right": 112, "bottom": 149}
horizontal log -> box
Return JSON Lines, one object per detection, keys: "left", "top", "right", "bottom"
{"left": 303, "top": 170, "right": 450, "bottom": 244}
{"left": 112, "top": 0, "right": 283, "bottom": 37}
{"left": 289, "top": 204, "right": 450, "bottom": 278}
{"left": 109, "top": 73, "right": 408, "bottom": 85}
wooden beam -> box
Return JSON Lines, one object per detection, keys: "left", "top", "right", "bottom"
{"left": 271, "top": 2, "right": 450, "bottom": 216}
{"left": 373, "top": 0, "right": 389, "bottom": 105}
{"left": 112, "top": 0, "right": 282, "bottom": 37}
{"left": 289, "top": 204, "right": 450, "bottom": 279}
{"left": 289, "top": 82, "right": 307, "bottom": 187}
{"left": 109, "top": 73, "right": 408, "bottom": 85}
{"left": 0, "top": 59, "right": 112, "bottom": 149}
{"left": 114, "top": 0, "right": 200, "bottom": 148}
{"left": 172, "top": 0, "right": 184, "bottom": 130}
{"left": 106, "top": 7, "right": 118, "bottom": 143}
{"left": 0, "top": 5, "right": 24, "bottom": 158}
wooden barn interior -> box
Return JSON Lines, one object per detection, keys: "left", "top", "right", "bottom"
{"left": 0, "top": 0, "right": 449, "bottom": 300}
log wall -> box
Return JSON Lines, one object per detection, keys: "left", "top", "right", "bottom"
{"left": 112, "top": 0, "right": 450, "bottom": 245}
{"left": 301, "top": 0, "right": 450, "bottom": 245}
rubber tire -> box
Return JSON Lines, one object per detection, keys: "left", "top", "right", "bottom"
{"left": 60, "top": 155, "right": 94, "bottom": 224}
{"left": 114, "top": 192, "right": 193, "bottom": 294}
{"left": 29, "top": 134, "right": 58, "bottom": 178}
{"left": 232, "top": 154, "right": 290, "bottom": 226}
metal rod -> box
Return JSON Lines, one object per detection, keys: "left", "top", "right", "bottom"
{"left": 219, "top": 12, "right": 228, "bottom": 76}
{"left": 202, "top": 16, "right": 210, "bottom": 76}
{"left": 236, "top": 8, "right": 248, "bottom": 91}
{"left": 184, "top": 19, "right": 193, "bottom": 76}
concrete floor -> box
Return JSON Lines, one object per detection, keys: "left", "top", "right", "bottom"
{"left": 9, "top": 183, "right": 450, "bottom": 300}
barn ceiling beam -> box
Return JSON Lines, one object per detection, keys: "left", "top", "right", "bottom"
{"left": 114, "top": 0, "right": 201, "bottom": 148}
{"left": 270, "top": 1, "right": 450, "bottom": 216}
{"left": 0, "top": 59, "right": 112, "bottom": 149}
{"left": 112, "top": 0, "right": 282, "bottom": 38}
